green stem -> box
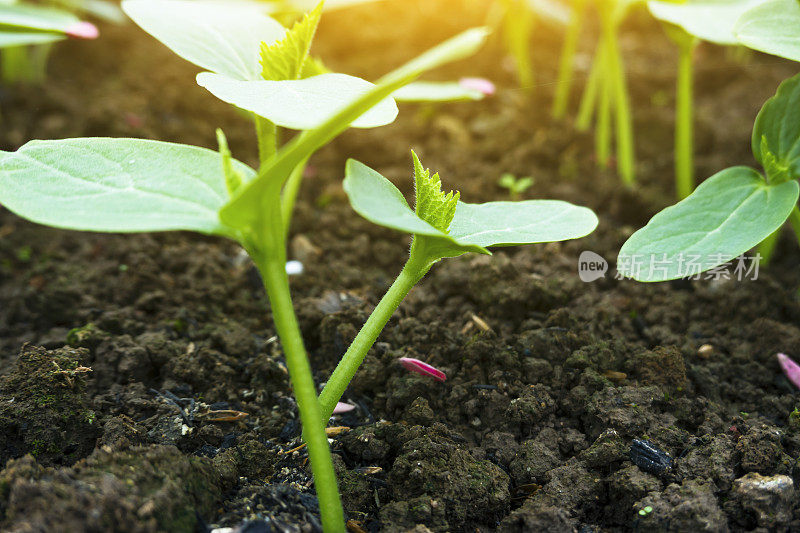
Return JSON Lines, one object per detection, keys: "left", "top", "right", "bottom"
{"left": 282, "top": 157, "right": 310, "bottom": 237}
{"left": 249, "top": 186, "right": 345, "bottom": 532}
{"left": 503, "top": 0, "right": 534, "bottom": 89}
{"left": 758, "top": 229, "right": 781, "bottom": 266}
{"left": 675, "top": 40, "right": 696, "bottom": 199}
{"left": 576, "top": 41, "right": 602, "bottom": 131}
{"left": 595, "top": 33, "right": 612, "bottom": 168}
{"left": 255, "top": 115, "right": 279, "bottom": 165}
{"left": 552, "top": 0, "right": 586, "bottom": 119}
{"left": 318, "top": 246, "right": 429, "bottom": 421}
{"left": 788, "top": 205, "right": 800, "bottom": 249}
{"left": 605, "top": 20, "right": 635, "bottom": 185}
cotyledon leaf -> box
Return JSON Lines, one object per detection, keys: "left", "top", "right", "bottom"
{"left": 122, "top": 0, "right": 286, "bottom": 80}
{"left": 343, "top": 159, "right": 598, "bottom": 258}
{"left": 617, "top": 166, "right": 799, "bottom": 282}
{"left": 196, "top": 72, "right": 398, "bottom": 129}
{"left": 647, "top": 0, "right": 763, "bottom": 45}
{"left": 0, "top": 138, "right": 256, "bottom": 237}
{"left": 735, "top": 0, "right": 800, "bottom": 62}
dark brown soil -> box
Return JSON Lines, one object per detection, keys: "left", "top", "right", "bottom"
{"left": 2, "top": 2, "right": 800, "bottom": 532}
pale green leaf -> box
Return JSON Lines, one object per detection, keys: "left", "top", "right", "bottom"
{"left": 617, "top": 166, "right": 799, "bottom": 281}
{"left": 648, "top": 0, "right": 762, "bottom": 45}
{"left": 344, "top": 159, "right": 598, "bottom": 255}
{"left": 392, "top": 81, "right": 484, "bottom": 102}
{"left": 735, "top": 0, "right": 800, "bottom": 61}
{"left": 196, "top": 72, "right": 398, "bottom": 129}
{"left": 0, "top": 31, "right": 64, "bottom": 47}
{"left": 122, "top": 0, "right": 286, "bottom": 80}
{"left": 0, "top": 3, "right": 78, "bottom": 32}
{"left": 752, "top": 72, "right": 800, "bottom": 180}
{"left": 219, "top": 27, "right": 490, "bottom": 230}
{"left": 0, "top": 138, "right": 256, "bottom": 236}
{"left": 260, "top": 1, "right": 322, "bottom": 80}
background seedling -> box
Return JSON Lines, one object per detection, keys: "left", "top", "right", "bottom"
{"left": 498, "top": 172, "right": 534, "bottom": 200}
{"left": 575, "top": 0, "right": 636, "bottom": 185}
{"left": 0, "top": 1, "right": 490, "bottom": 527}
{"left": 617, "top": 72, "right": 800, "bottom": 282}
{"left": 0, "top": 0, "right": 120, "bottom": 84}
{"left": 648, "top": 0, "right": 763, "bottom": 199}
{"left": 316, "top": 152, "right": 598, "bottom": 420}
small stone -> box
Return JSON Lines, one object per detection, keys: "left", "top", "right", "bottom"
{"left": 730, "top": 473, "right": 794, "bottom": 528}
{"left": 697, "top": 344, "right": 714, "bottom": 358}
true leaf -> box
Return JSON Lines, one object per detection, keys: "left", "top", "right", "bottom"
{"left": 121, "top": 0, "right": 286, "bottom": 80}
{"left": 647, "top": 0, "right": 762, "bottom": 45}
{"left": 219, "top": 27, "right": 490, "bottom": 230}
{"left": 617, "top": 166, "right": 799, "bottom": 282}
{"left": 260, "top": 1, "right": 322, "bottom": 81}
{"left": 0, "top": 138, "right": 256, "bottom": 237}
{"left": 343, "top": 159, "right": 598, "bottom": 257}
{"left": 735, "top": 0, "right": 800, "bottom": 62}
{"left": 392, "top": 81, "right": 484, "bottom": 102}
{"left": 196, "top": 72, "right": 398, "bottom": 130}
{"left": 752, "top": 72, "right": 800, "bottom": 181}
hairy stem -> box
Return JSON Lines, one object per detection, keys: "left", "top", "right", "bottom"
{"left": 552, "top": 0, "right": 586, "bottom": 118}
{"left": 318, "top": 245, "right": 429, "bottom": 421}
{"left": 675, "top": 40, "right": 696, "bottom": 199}
{"left": 249, "top": 187, "right": 345, "bottom": 532}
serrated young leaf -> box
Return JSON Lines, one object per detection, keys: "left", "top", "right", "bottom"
{"left": 261, "top": 1, "right": 323, "bottom": 81}
{"left": 760, "top": 136, "right": 791, "bottom": 184}
{"left": 300, "top": 55, "right": 330, "bottom": 78}
{"left": 412, "top": 151, "right": 459, "bottom": 233}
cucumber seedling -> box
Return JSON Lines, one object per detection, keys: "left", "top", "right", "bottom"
{"left": 0, "top": 0, "right": 490, "bottom": 528}
{"left": 498, "top": 172, "right": 534, "bottom": 200}
{"left": 575, "top": 0, "right": 636, "bottom": 185}
{"left": 617, "top": 72, "right": 800, "bottom": 282}
{"left": 317, "top": 151, "right": 598, "bottom": 421}
{"left": 0, "top": 0, "right": 122, "bottom": 84}
{"left": 648, "top": 0, "right": 763, "bottom": 199}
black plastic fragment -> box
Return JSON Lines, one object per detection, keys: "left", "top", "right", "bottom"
{"left": 630, "top": 438, "right": 673, "bottom": 475}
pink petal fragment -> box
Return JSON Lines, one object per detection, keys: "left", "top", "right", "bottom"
{"left": 65, "top": 22, "right": 99, "bottom": 40}
{"left": 459, "top": 77, "right": 496, "bottom": 96}
{"left": 778, "top": 353, "right": 800, "bottom": 390}
{"left": 332, "top": 402, "right": 355, "bottom": 414}
{"left": 399, "top": 357, "right": 446, "bottom": 382}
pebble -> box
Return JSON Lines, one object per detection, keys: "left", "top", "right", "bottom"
{"left": 731, "top": 473, "right": 794, "bottom": 528}
{"left": 285, "top": 260, "right": 304, "bottom": 276}
{"left": 697, "top": 344, "right": 714, "bottom": 358}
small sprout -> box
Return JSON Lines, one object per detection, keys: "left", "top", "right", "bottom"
{"left": 332, "top": 402, "right": 355, "bottom": 415}
{"left": 458, "top": 77, "right": 496, "bottom": 96}
{"left": 65, "top": 21, "right": 99, "bottom": 40}
{"left": 777, "top": 353, "right": 800, "bottom": 390}
{"left": 498, "top": 173, "right": 534, "bottom": 200}
{"left": 399, "top": 357, "right": 447, "bottom": 382}
{"left": 638, "top": 505, "right": 654, "bottom": 517}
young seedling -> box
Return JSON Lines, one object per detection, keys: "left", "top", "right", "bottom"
{"left": 0, "top": 1, "right": 490, "bottom": 527}
{"left": 552, "top": 0, "right": 587, "bottom": 118}
{"left": 648, "top": 0, "right": 764, "bottom": 199}
{"left": 124, "top": 0, "right": 490, "bottom": 235}
{"left": 617, "top": 71, "right": 800, "bottom": 282}
{"left": 490, "top": 0, "right": 568, "bottom": 89}
{"left": 498, "top": 172, "right": 534, "bottom": 200}
{"left": 0, "top": 0, "right": 120, "bottom": 84}
{"left": 315, "top": 152, "right": 598, "bottom": 421}
{"left": 575, "top": 0, "right": 636, "bottom": 185}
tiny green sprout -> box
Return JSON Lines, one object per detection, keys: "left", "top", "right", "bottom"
{"left": 498, "top": 172, "right": 534, "bottom": 200}
{"left": 0, "top": 3, "right": 490, "bottom": 529}
{"left": 317, "top": 152, "right": 598, "bottom": 421}
{"left": 638, "top": 505, "right": 654, "bottom": 517}
{"left": 618, "top": 71, "right": 800, "bottom": 282}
